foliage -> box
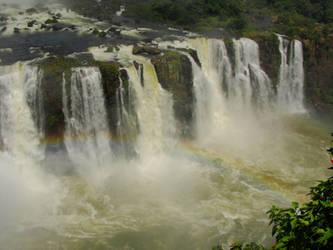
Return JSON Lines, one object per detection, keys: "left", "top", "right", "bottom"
{"left": 268, "top": 176, "right": 333, "bottom": 249}
{"left": 126, "top": 0, "right": 333, "bottom": 38}
{"left": 212, "top": 177, "right": 333, "bottom": 249}
{"left": 127, "top": 0, "right": 248, "bottom": 32}
{"left": 212, "top": 241, "right": 268, "bottom": 250}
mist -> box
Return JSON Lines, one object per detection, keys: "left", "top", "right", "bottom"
{"left": 0, "top": 0, "right": 54, "bottom": 5}
{"left": 0, "top": 0, "right": 36, "bottom": 4}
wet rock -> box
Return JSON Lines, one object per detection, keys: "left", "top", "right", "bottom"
{"left": 133, "top": 61, "right": 144, "bottom": 86}
{"left": 26, "top": 8, "right": 37, "bottom": 14}
{"left": 27, "top": 20, "right": 36, "bottom": 27}
{"left": 98, "top": 31, "right": 107, "bottom": 38}
{"left": 38, "top": 55, "right": 137, "bottom": 141}
{"left": 177, "top": 48, "right": 201, "bottom": 67}
{"left": 303, "top": 36, "right": 333, "bottom": 115}
{"left": 45, "top": 18, "right": 58, "bottom": 24}
{"left": 133, "top": 45, "right": 162, "bottom": 56}
{"left": 249, "top": 33, "right": 281, "bottom": 89}
{"left": 106, "top": 46, "right": 120, "bottom": 52}
{"left": 0, "top": 26, "right": 7, "bottom": 33}
{"left": 39, "top": 56, "right": 82, "bottom": 141}
{"left": 0, "top": 15, "right": 7, "bottom": 22}
{"left": 151, "top": 50, "right": 194, "bottom": 137}
{"left": 52, "top": 23, "right": 69, "bottom": 31}
{"left": 54, "top": 13, "right": 62, "bottom": 19}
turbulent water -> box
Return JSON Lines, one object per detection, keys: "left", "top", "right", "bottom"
{"left": 0, "top": 37, "right": 331, "bottom": 250}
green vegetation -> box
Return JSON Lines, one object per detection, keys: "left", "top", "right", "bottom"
{"left": 127, "top": 0, "right": 249, "bottom": 33}
{"left": 213, "top": 137, "right": 333, "bottom": 249}
{"left": 59, "top": 0, "right": 121, "bottom": 20}
{"left": 126, "top": 0, "right": 332, "bottom": 37}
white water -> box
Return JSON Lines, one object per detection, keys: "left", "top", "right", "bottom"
{"left": 63, "top": 67, "right": 112, "bottom": 175}
{"left": 23, "top": 66, "right": 44, "bottom": 139}
{"left": 0, "top": 38, "right": 330, "bottom": 250}
{"left": 116, "top": 5, "right": 126, "bottom": 16}
{"left": 233, "top": 38, "right": 273, "bottom": 109}
{"left": 187, "top": 38, "right": 227, "bottom": 141}
{"left": 125, "top": 61, "right": 177, "bottom": 155}
{"left": 115, "top": 76, "right": 130, "bottom": 154}
{"left": 0, "top": 64, "right": 43, "bottom": 166}
{"left": 0, "top": 64, "right": 60, "bottom": 237}
{"left": 277, "top": 35, "right": 305, "bottom": 113}
{"left": 180, "top": 37, "right": 329, "bottom": 202}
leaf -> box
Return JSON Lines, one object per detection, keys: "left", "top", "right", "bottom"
{"left": 292, "top": 202, "right": 299, "bottom": 209}
{"left": 318, "top": 228, "right": 333, "bottom": 244}
{"left": 301, "top": 220, "right": 309, "bottom": 226}
{"left": 281, "top": 236, "right": 290, "bottom": 242}
{"left": 275, "top": 242, "right": 285, "bottom": 249}
{"left": 291, "top": 219, "right": 297, "bottom": 229}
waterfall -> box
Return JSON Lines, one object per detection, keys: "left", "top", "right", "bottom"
{"left": 277, "top": 35, "right": 305, "bottom": 113}
{"left": 233, "top": 38, "right": 273, "bottom": 109}
{"left": 125, "top": 60, "right": 177, "bottom": 155}
{"left": 23, "top": 66, "right": 44, "bottom": 140}
{"left": 115, "top": 75, "right": 137, "bottom": 156}
{"left": 62, "top": 67, "right": 112, "bottom": 170}
{"left": 187, "top": 38, "right": 228, "bottom": 140}
{"left": 212, "top": 39, "right": 233, "bottom": 97}
{"left": 0, "top": 64, "right": 43, "bottom": 167}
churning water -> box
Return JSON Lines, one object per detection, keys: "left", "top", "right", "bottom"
{"left": 0, "top": 37, "right": 331, "bottom": 250}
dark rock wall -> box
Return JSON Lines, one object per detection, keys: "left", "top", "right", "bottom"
{"left": 151, "top": 50, "right": 194, "bottom": 137}
{"left": 253, "top": 33, "right": 333, "bottom": 115}
{"left": 39, "top": 56, "right": 131, "bottom": 141}
{"left": 97, "top": 61, "right": 122, "bottom": 133}
{"left": 39, "top": 56, "right": 81, "bottom": 142}
{"left": 303, "top": 36, "right": 333, "bottom": 115}
{"left": 250, "top": 34, "right": 281, "bottom": 90}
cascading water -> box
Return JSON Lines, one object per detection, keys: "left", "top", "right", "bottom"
{"left": 233, "top": 38, "right": 273, "bottom": 109}
{"left": 0, "top": 64, "right": 43, "bottom": 166}
{"left": 23, "top": 66, "right": 44, "bottom": 140}
{"left": 125, "top": 60, "right": 177, "bottom": 155}
{"left": 0, "top": 64, "right": 61, "bottom": 237}
{"left": 182, "top": 37, "right": 327, "bottom": 205}
{"left": 115, "top": 74, "right": 137, "bottom": 156}
{"left": 187, "top": 38, "right": 227, "bottom": 141}
{"left": 63, "top": 67, "right": 112, "bottom": 171}
{"left": 277, "top": 35, "right": 305, "bottom": 113}
{"left": 0, "top": 35, "right": 330, "bottom": 250}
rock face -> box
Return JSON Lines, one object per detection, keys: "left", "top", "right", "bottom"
{"left": 151, "top": 50, "right": 194, "bottom": 137}
{"left": 132, "top": 46, "right": 162, "bottom": 56}
{"left": 250, "top": 34, "right": 281, "bottom": 90}
{"left": 39, "top": 56, "right": 81, "bottom": 142}
{"left": 303, "top": 36, "right": 333, "bottom": 116}
{"left": 254, "top": 33, "right": 333, "bottom": 116}
{"left": 97, "top": 61, "right": 122, "bottom": 133}
{"left": 39, "top": 56, "right": 135, "bottom": 141}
